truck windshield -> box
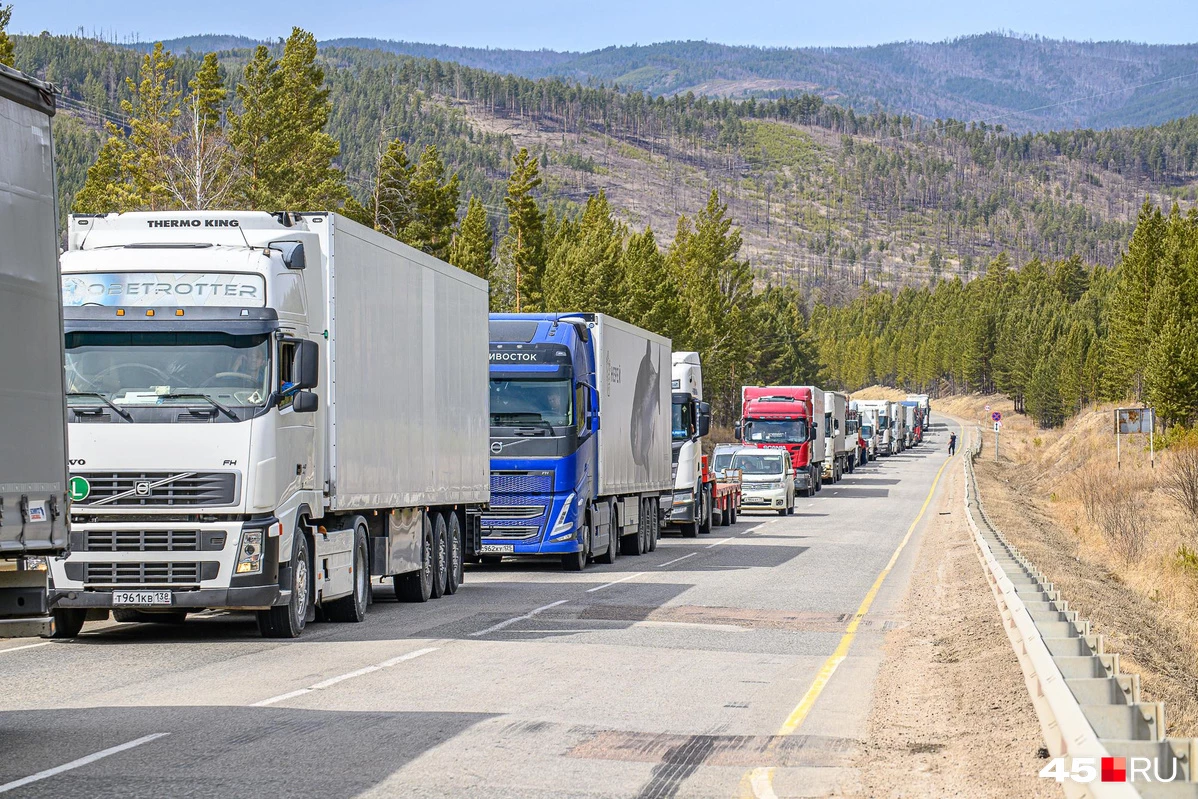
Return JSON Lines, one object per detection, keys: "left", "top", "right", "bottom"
{"left": 64, "top": 332, "right": 271, "bottom": 408}
{"left": 745, "top": 418, "right": 807, "bottom": 443}
{"left": 861, "top": 424, "right": 874, "bottom": 437}
{"left": 730, "top": 453, "right": 785, "bottom": 475}
{"left": 878, "top": 416, "right": 889, "bottom": 429}
{"left": 672, "top": 400, "right": 694, "bottom": 441}
{"left": 490, "top": 378, "right": 573, "bottom": 427}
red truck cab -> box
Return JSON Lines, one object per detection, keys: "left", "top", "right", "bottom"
{"left": 738, "top": 386, "right": 825, "bottom": 497}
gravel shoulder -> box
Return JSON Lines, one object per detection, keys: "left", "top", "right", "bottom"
{"left": 854, "top": 437, "right": 1056, "bottom": 798}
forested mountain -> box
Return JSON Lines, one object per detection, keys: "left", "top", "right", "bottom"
{"left": 17, "top": 34, "right": 1198, "bottom": 300}
{"left": 140, "top": 33, "right": 1198, "bottom": 132}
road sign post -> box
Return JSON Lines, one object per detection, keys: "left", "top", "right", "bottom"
{"left": 991, "top": 412, "right": 1002, "bottom": 462}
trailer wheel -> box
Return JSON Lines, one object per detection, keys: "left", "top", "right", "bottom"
{"left": 647, "top": 500, "right": 659, "bottom": 552}
{"left": 430, "top": 513, "right": 448, "bottom": 599}
{"left": 257, "top": 529, "right": 311, "bottom": 638}
{"left": 325, "top": 523, "right": 369, "bottom": 622}
{"left": 50, "top": 607, "right": 87, "bottom": 639}
{"left": 444, "top": 512, "right": 463, "bottom": 595}
{"left": 719, "top": 495, "right": 731, "bottom": 527}
{"left": 397, "top": 513, "right": 435, "bottom": 602}
{"left": 728, "top": 503, "right": 737, "bottom": 525}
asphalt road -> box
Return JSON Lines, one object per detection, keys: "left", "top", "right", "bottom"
{"left": 0, "top": 421, "right": 959, "bottom": 799}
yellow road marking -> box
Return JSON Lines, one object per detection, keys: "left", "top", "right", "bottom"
{"left": 741, "top": 446, "right": 956, "bottom": 798}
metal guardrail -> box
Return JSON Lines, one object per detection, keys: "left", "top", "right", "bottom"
{"left": 963, "top": 427, "right": 1198, "bottom": 798}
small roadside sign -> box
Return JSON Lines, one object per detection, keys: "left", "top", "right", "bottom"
{"left": 994, "top": 421, "right": 1002, "bottom": 432}
{"left": 991, "top": 411, "right": 1002, "bottom": 422}
{"left": 984, "top": 405, "right": 991, "bottom": 412}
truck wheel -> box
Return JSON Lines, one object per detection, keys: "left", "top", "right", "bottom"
{"left": 680, "top": 521, "right": 698, "bottom": 538}
{"left": 397, "top": 514, "right": 435, "bottom": 602}
{"left": 640, "top": 501, "right": 651, "bottom": 552}
{"left": 647, "top": 500, "right": 659, "bottom": 552}
{"left": 257, "top": 529, "right": 311, "bottom": 638}
{"left": 430, "top": 513, "right": 448, "bottom": 599}
{"left": 719, "top": 496, "right": 731, "bottom": 526}
{"left": 728, "top": 503, "right": 737, "bottom": 525}
{"left": 698, "top": 487, "right": 713, "bottom": 535}
{"left": 325, "top": 524, "right": 369, "bottom": 622}
{"left": 596, "top": 512, "right": 618, "bottom": 565}
{"left": 444, "top": 512, "right": 463, "bottom": 595}
{"left": 50, "top": 607, "right": 87, "bottom": 638}
{"left": 561, "top": 540, "right": 587, "bottom": 572}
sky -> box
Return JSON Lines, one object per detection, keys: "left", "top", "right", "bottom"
{"left": 15, "top": 0, "right": 1198, "bottom": 51}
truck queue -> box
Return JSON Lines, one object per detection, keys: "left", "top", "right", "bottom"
{"left": 0, "top": 63, "right": 933, "bottom": 642}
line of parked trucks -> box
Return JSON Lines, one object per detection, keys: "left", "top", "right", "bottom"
{"left": 0, "top": 65, "right": 931, "bottom": 641}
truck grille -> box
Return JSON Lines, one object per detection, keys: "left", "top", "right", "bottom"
{"left": 491, "top": 471, "right": 553, "bottom": 494}
{"left": 484, "top": 506, "right": 544, "bottom": 520}
{"left": 83, "top": 561, "right": 201, "bottom": 586}
{"left": 85, "top": 529, "right": 201, "bottom": 552}
{"left": 73, "top": 472, "right": 237, "bottom": 507}
{"left": 481, "top": 526, "right": 540, "bottom": 540}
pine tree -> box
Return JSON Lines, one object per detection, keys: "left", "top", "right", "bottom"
{"left": 1145, "top": 317, "right": 1198, "bottom": 428}
{"left": 543, "top": 191, "right": 624, "bottom": 313}
{"left": 0, "top": 5, "right": 14, "bottom": 68}
{"left": 168, "top": 52, "right": 233, "bottom": 209}
{"left": 229, "top": 29, "right": 347, "bottom": 210}
{"left": 405, "top": 145, "right": 460, "bottom": 259}
{"left": 1106, "top": 201, "right": 1166, "bottom": 399}
{"left": 495, "top": 148, "right": 546, "bottom": 312}
{"left": 449, "top": 196, "right": 493, "bottom": 280}
{"left": 620, "top": 225, "right": 684, "bottom": 340}
{"left": 367, "top": 139, "right": 416, "bottom": 237}
{"left": 73, "top": 43, "right": 181, "bottom": 212}
{"left": 228, "top": 46, "right": 279, "bottom": 209}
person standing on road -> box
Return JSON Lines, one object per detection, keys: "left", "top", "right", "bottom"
{"left": 948, "top": 432, "right": 957, "bottom": 456}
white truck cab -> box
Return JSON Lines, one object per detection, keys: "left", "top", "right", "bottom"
{"left": 666, "top": 352, "right": 712, "bottom": 537}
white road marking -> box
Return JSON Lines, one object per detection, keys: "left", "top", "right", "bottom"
{"left": 706, "top": 537, "right": 736, "bottom": 549}
{"left": 468, "top": 600, "right": 569, "bottom": 637}
{"left": 657, "top": 552, "right": 697, "bottom": 568}
{"left": 251, "top": 647, "right": 438, "bottom": 706}
{"left": 0, "top": 733, "right": 169, "bottom": 794}
{"left": 0, "top": 641, "right": 54, "bottom": 655}
{"left": 585, "top": 573, "right": 646, "bottom": 593}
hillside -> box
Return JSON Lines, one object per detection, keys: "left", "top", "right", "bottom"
{"left": 140, "top": 33, "right": 1198, "bottom": 132}
{"left": 16, "top": 35, "right": 1198, "bottom": 297}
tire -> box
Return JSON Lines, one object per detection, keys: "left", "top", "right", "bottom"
{"left": 728, "top": 503, "right": 737, "bottom": 525}
{"left": 595, "top": 510, "right": 618, "bottom": 565}
{"left": 640, "top": 501, "right": 652, "bottom": 552}
{"left": 444, "top": 512, "right": 463, "bottom": 595}
{"left": 561, "top": 544, "right": 586, "bottom": 571}
{"left": 325, "top": 524, "right": 369, "bottom": 622}
{"left": 430, "top": 513, "right": 448, "bottom": 599}
{"left": 698, "top": 487, "right": 713, "bottom": 535}
{"left": 777, "top": 507, "right": 787, "bottom": 516}
{"left": 647, "top": 500, "right": 659, "bottom": 551}
{"left": 620, "top": 506, "right": 642, "bottom": 556}
{"left": 680, "top": 520, "right": 698, "bottom": 538}
{"left": 396, "top": 513, "right": 434, "bottom": 602}
{"left": 257, "top": 529, "right": 311, "bottom": 638}
{"left": 787, "top": 493, "right": 795, "bottom": 515}
{"left": 51, "top": 607, "right": 87, "bottom": 638}
{"left": 719, "top": 496, "right": 731, "bottom": 526}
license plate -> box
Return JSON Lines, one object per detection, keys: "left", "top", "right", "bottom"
{"left": 479, "top": 544, "right": 514, "bottom": 554}
{"left": 112, "top": 590, "right": 172, "bottom": 606}
{"left": 744, "top": 497, "right": 767, "bottom": 504}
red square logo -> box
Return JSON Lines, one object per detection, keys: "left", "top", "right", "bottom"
{"left": 1102, "top": 757, "right": 1127, "bottom": 782}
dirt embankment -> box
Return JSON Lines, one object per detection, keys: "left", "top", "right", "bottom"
{"left": 856, "top": 436, "right": 1054, "bottom": 797}
{"left": 939, "top": 394, "right": 1198, "bottom": 736}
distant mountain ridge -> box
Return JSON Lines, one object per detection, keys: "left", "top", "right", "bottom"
{"left": 139, "top": 32, "right": 1198, "bottom": 132}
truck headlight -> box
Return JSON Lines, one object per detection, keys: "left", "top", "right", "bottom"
{"left": 236, "top": 524, "right": 275, "bottom": 575}
{"left": 549, "top": 492, "right": 578, "bottom": 540}
{"left": 672, "top": 490, "right": 692, "bottom": 506}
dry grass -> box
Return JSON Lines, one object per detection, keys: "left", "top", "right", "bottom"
{"left": 939, "top": 393, "right": 1198, "bottom": 734}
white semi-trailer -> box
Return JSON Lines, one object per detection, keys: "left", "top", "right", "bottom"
{"left": 823, "top": 390, "right": 850, "bottom": 482}
{"left": 0, "top": 65, "right": 71, "bottom": 638}
{"left": 50, "top": 211, "right": 489, "bottom": 638}
{"left": 665, "top": 352, "right": 712, "bottom": 537}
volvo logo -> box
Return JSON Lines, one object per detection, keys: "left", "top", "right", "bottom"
{"left": 134, "top": 481, "right": 151, "bottom": 496}
{"left": 490, "top": 441, "right": 503, "bottom": 454}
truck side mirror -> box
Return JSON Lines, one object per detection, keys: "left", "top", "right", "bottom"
{"left": 295, "top": 339, "right": 319, "bottom": 389}
{"left": 292, "top": 390, "right": 319, "bottom": 413}
{"left": 697, "top": 402, "right": 711, "bottom": 437}
{"left": 809, "top": 427, "right": 817, "bottom": 442}
{"left": 734, "top": 423, "right": 743, "bottom": 440}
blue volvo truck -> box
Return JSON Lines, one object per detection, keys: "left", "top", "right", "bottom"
{"left": 483, "top": 313, "right": 672, "bottom": 570}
